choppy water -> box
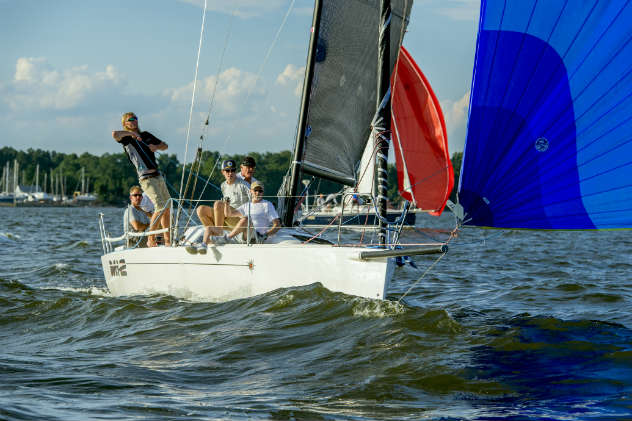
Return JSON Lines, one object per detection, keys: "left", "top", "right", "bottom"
{"left": 1, "top": 207, "right": 631, "bottom": 420}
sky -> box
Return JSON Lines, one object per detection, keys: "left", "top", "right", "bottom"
{"left": 0, "top": 0, "right": 479, "bottom": 163}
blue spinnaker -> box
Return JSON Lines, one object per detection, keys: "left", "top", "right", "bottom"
{"left": 459, "top": 0, "right": 632, "bottom": 229}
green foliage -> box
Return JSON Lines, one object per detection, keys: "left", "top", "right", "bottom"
{"left": 449, "top": 151, "right": 463, "bottom": 202}
{"left": 0, "top": 147, "right": 466, "bottom": 206}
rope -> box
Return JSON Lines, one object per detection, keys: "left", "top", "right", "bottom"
{"left": 397, "top": 251, "right": 447, "bottom": 303}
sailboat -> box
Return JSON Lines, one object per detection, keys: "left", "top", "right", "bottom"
{"left": 98, "top": 0, "right": 453, "bottom": 302}
{"left": 74, "top": 167, "right": 97, "bottom": 203}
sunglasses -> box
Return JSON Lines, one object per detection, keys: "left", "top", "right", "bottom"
{"left": 223, "top": 168, "right": 236, "bottom": 172}
{"left": 127, "top": 117, "right": 138, "bottom": 122}
{"left": 130, "top": 193, "right": 142, "bottom": 197}
{"left": 253, "top": 188, "right": 264, "bottom": 193}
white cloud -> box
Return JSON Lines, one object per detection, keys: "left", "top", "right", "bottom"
{"left": 441, "top": 90, "right": 470, "bottom": 152}
{"left": 6, "top": 57, "right": 124, "bottom": 111}
{"left": 166, "top": 67, "right": 265, "bottom": 115}
{"left": 275, "top": 64, "right": 304, "bottom": 96}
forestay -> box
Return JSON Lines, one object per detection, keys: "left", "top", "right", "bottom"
{"left": 299, "top": 0, "right": 413, "bottom": 186}
{"left": 459, "top": 0, "right": 632, "bottom": 229}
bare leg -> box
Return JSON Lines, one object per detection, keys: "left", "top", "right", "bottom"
{"left": 213, "top": 201, "right": 226, "bottom": 232}
{"left": 161, "top": 208, "right": 171, "bottom": 246}
{"left": 227, "top": 217, "right": 247, "bottom": 240}
{"left": 197, "top": 205, "right": 221, "bottom": 244}
{"left": 147, "top": 213, "right": 159, "bottom": 247}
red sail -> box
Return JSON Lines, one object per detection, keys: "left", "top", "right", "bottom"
{"left": 391, "top": 46, "right": 453, "bottom": 216}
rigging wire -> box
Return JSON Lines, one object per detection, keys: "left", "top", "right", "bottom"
{"left": 179, "top": 0, "right": 297, "bottom": 235}
{"left": 175, "top": 0, "right": 208, "bottom": 239}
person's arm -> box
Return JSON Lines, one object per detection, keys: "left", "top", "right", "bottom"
{"left": 265, "top": 218, "right": 281, "bottom": 237}
{"left": 112, "top": 130, "right": 141, "bottom": 141}
{"left": 149, "top": 142, "right": 168, "bottom": 152}
{"left": 130, "top": 219, "right": 149, "bottom": 232}
{"left": 146, "top": 133, "right": 168, "bottom": 152}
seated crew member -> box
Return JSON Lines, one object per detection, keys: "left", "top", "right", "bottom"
{"left": 124, "top": 185, "right": 153, "bottom": 248}
{"left": 325, "top": 193, "right": 338, "bottom": 207}
{"left": 225, "top": 181, "right": 281, "bottom": 243}
{"left": 236, "top": 156, "right": 258, "bottom": 187}
{"left": 316, "top": 193, "right": 325, "bottom": 208}
{"left": 196, "top": 159, "right": 250, "bottom": 245}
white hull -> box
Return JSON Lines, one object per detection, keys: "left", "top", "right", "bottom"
{"left": 102, "top": 244, "right": 394, "bottom": 302}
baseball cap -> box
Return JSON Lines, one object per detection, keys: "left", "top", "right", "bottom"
{"left": 251, "top": 180, "right": 264, "bottom": 190}
{"left": 222, "top": 159, "right": 236, "bottom": 170}
{"left": 241, "top": 156, "right": 256, "bottom": 167}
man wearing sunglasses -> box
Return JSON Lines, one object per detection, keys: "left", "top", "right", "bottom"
{"left": 196, "top": 159, "right": 251, "bottom": 246}
{"left": 123, "top": 185, "right": 153, "bottom": 248}
{"left": 228, "top": 181, "right": 280, "bottom": 244}
{"left": 112, "top": 112, "right": 171, "bottom": 247}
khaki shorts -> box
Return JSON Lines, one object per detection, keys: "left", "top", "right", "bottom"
{"left": 223, "top": 216, "right": 241, "bottom": 229}
{"left": 140, "top": 175, "right": 170, "bottom": 212}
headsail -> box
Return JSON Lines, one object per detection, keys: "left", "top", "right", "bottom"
{"left": 391, "top": 46, "right": 453, "bottom": 215}
{"left": 297, "top": 0, "right": 413, "bottom": 186}
{"left": 459, "top": 1, "right": 632, "bottom": 229}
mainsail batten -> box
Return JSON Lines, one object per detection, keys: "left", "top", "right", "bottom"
{"left": 459, "top": 0, "right": 632, "bottom": 229}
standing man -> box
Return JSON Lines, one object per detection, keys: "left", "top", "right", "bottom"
{"left": 124, "top": 185, "right": 153, "bottom": 248}
{"left": 196, "top": 159, "right": 250, "bottom": 245}
{"left": 236, "top": 156, "right": 258, "bottom": 187}
{"left": 112, "top": 112, "right": 171, "bottom": 247}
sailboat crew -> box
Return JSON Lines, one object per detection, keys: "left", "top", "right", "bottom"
{"left": 196, "top": 159, "right": 250, "bottom": 245}
{"left": 236, "top": 156, "right": 258, "bottom": 187}
{"left": 124, "top": 185, "right": 152, "bottom": 248}
{"left": 112, "top": 112, "right": 171, "bottom": 247}
{"left": 228, "top": 181, "right": 281, "bottom": 243}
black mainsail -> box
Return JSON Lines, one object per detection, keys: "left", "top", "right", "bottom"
{"left": 283, "top": 0, "right": 412, "bottom": 226}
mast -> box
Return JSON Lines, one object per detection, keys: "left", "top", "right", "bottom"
{"left": 375, "top": 0, "right": 392, "bottom": 246}
{"left": 283, "top": 0, "right": 323, "bottom": 227}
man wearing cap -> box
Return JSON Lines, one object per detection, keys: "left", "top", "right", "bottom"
{"left": 226, "top": 180, "right": 281, "bottom": 243}
{"left": 236, "top": 156, "right": 258, "bottom": 188}
{"left": 195, "top": 159, "right": 250, "bottom": 245}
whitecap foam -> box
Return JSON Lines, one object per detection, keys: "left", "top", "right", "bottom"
{"left": 351, "top": 298, "right": 406, "bottom": 318}
{"left": 52, "top": 286, "right": 112, "bottom": 296}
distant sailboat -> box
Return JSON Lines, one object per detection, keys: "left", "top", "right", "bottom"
{"left": 74, "top": 167, "right": 97, "bottom": 203}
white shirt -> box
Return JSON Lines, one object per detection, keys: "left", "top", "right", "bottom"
{"left": 236, "top": 173, "right": 258, "bottom": 188}
{"left": 221, "top": 179, "right": 250, "bottom": 209}
{"left": 237, "top": 200, "right": 279, "bottom": 235}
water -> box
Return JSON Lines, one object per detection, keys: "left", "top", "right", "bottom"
{"left": 1, "top": 207, "right": 631, "bottom": 420}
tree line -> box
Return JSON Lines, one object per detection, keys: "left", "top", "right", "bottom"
{"left": 0, "top": 146, "right": 462, "bottom": 206}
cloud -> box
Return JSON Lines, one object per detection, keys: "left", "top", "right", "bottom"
{"left": 176, "top": 0, "right": 289, "bottom": 19}
{"left": 5, "top": 57, "right": 125, "bottom": 111}
{"left": 275, "top": 64, "right": 304, "bottom": 96}
{"left": 441, "top": 90, "right": 470, "bottom": 152}
{"left": 166, "top": 67, "right": 265, "bottom": 116}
